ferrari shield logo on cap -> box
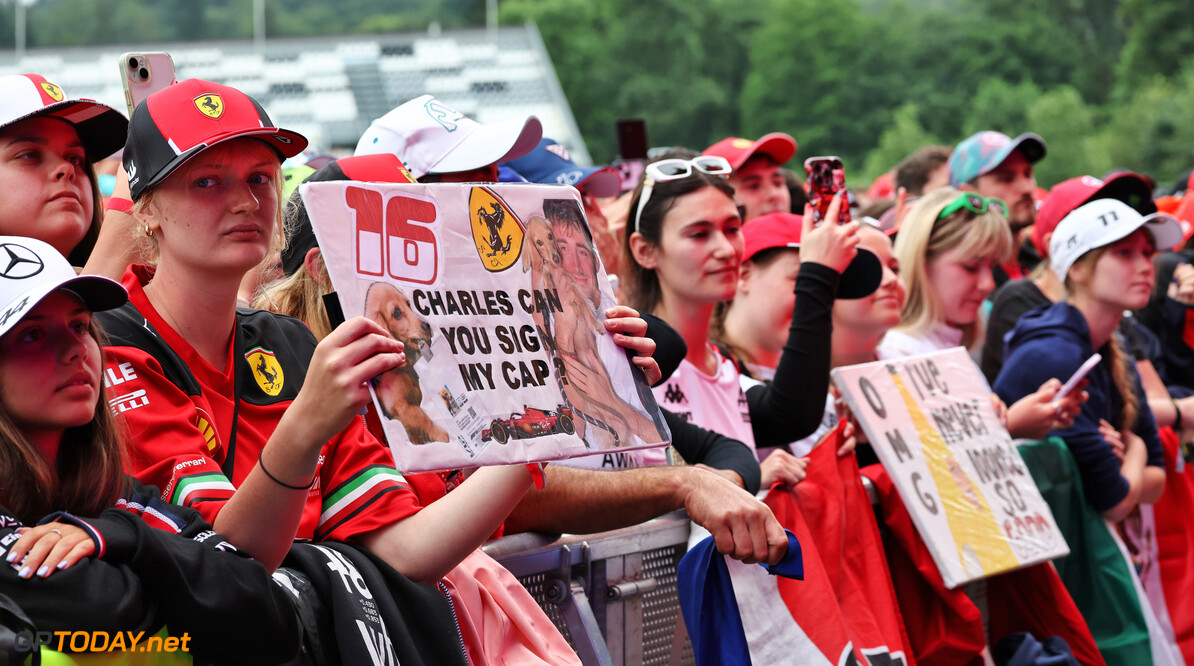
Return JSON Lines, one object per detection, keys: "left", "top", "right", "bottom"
{"left": 469, "top": 187, "right": 525, "bottom": 272}
{"left": 193, "top": 93, "right": 224, "bottom": 119}
{"left": 245, "top": 346, "right": 284, "bottom": 396}
{"left": 39, "top": 82, "right": 64, "bottom": 102}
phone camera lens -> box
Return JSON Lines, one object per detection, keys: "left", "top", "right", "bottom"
{"left": 138, "top": 67, "right": 150, "bottom": 80}
{"left": 128, "top": 57, "right": 139, "bottom": 69}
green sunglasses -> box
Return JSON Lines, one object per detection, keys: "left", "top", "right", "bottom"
{"left": 938, "top": 192, "right": 1009, "bottom": 219}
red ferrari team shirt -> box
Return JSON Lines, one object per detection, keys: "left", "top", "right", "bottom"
{"left": 99, "top": 266, "right": 421, "bottom": 542}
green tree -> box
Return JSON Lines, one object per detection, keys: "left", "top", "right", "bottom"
{"left": 504, "top": 0, "right": 761, "bottom": 163}
{"left": 976, "top": 0, "right": 1122, "bottom": 104}
{"left": 739, "top": 0, "right": 899, "bottom": 170}
{"left": 861, "top": 103, "right": 940, "bottom": 183}
{"left": 1098, "top": 63, "right": 1194, "bottom": 186}
{"left": 961, "top": 78, "right": 1042, "bottom": 138}
{"left": 1115, "top": 0, "right": 1194, "bottom": 100}
{"left": 1023, "top": 85, "right": 1106, "bottom": 187}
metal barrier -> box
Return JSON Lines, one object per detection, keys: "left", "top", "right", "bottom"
{"left": 483, "top": 478, "right": 879, "bottom": 665}
{"left": 484, "top": 511, "right": 696, "bottom": 666}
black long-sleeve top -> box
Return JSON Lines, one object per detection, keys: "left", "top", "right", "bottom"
{"left": 0, "top": 478, "right": 301, "bottom": 665}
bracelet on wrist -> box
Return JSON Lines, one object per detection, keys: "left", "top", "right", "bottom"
{"left": 105, "top": 196, "right": 134, "bottom": 215}
{"left": 258, "top": 450, "right": 316, "bottom": 490}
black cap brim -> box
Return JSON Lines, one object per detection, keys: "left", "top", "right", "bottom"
{"left": 838, "top": 247, "right": 883, "bottom": 299}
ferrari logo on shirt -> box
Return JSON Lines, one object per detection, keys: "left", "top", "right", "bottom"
{"left": 194, "top": 93, "right": 224, "bottom": 119}
{"left": 245, "top": 346, "right": 284, "bottom": 396}
{"left": 40, "top": 82, "right": 64, "bottom": 102}
{"left": 195, "top": 408, "right": 219, "bottom": 451}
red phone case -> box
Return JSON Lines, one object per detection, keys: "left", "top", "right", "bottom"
{"left": 805, "top": 157, "right": 850, "bottom": 225}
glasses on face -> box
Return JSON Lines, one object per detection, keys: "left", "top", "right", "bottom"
{"left": 629, "top": 156, "right": 734, "bottom": 232}
{"left": 937, "top": 192, "right": 1008, "bottom": 220}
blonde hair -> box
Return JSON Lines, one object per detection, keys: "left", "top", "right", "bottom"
{"left": 0, "top": 322, "right": 127, "bottom": 524}
{"left": 892, "top": 187, "right": 1014, "bottom": 349}
{"left": 254, "top": 257, "right": 333, "bottom": 340}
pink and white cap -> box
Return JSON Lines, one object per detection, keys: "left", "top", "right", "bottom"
{"left": 0, "top": 74, "right": 128, "bottom": 160}
{"left": 354, "top": 95, "right": 542, "bottom": 178}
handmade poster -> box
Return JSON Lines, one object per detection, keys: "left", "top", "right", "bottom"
{"left": 831, "top": 347, "right": 1069, "bottom": 588}
{"left": 301, "top": 181, "right": 671, "bottom": 472}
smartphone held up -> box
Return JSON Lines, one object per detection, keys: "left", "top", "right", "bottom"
{"left": 119, "top": 52, "right": 177, "bottom": 116}
{"left": 805, "top": 156, "right": 851, "bottom": 225}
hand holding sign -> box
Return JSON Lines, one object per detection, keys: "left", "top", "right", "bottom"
{"left": 602, "top": 305, "right": 661, "bottom": 386}
{"left": 832, "top": 348, "right": 1069, "bottom": 588}
{"left": 292, "top": 316, "right": 405, "bottom": 446}
{"left": 304, "top": 181, "right": 671, "bottom": 472}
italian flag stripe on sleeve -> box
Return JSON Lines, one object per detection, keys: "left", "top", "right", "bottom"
{"left": 171, "top": 472, "right": 237, "bottom": 507}
{"left": 319, "top": 465, "right": 408, "bottom": 528}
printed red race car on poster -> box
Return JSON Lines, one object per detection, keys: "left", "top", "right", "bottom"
{"left": 481, "top": 404, "right": 576, "bottom": 444}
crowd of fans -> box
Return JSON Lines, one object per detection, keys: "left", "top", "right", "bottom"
{"left": 2, "top": 68, "right": 1194, "bottom": 665}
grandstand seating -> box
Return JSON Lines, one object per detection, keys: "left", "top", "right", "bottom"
{"left": 0, "top": 23, "right": 593, "bottom": 162}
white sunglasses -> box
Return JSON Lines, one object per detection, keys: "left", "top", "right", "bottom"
{"left": 629, "top": 156, "right": 734, "bottom": 232}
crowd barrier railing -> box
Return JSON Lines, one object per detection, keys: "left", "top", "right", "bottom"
{"left": 483, "top": 510, "right": 696, "bottom": 666}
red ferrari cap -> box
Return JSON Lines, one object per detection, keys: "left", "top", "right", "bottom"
{"left": 124, "top": 79, "right": 307, "bottom": 201}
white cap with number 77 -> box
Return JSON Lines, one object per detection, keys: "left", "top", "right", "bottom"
{"left": 1050, "top": 198, "right": 1181, "bottom": 280}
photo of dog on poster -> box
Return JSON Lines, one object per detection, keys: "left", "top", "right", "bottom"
{"left": 363, "top": 281, "right": 451, "bottom": 445}
{"left": 522, "top": 200, "right": 668, "bottom": 450}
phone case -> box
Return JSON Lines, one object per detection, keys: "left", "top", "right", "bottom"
{"left": 805, "top": 156, "right": 851, "bottom": 225}
{"left": 119, "top": 52, "right": 177, "bottom": 116}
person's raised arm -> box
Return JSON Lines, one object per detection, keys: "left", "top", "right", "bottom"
{"left": 211, "top": 317, "right": 404, "bottom": 571}
{"left": 749, "top": 197, "right": 857, "bottom": 446}
{"left": 356, "top": 463, "right": 533, "bottom": 583}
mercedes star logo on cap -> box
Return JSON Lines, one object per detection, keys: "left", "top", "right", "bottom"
{"left": 0, "top": 243, "right": 44, "bottom": 280}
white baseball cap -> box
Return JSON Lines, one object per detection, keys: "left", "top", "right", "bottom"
{"left": 0, "top": 74, "right": 128, "bottom": 161}
{"left": 0, "top": 236, "right": 127, "bottom": 338}
{"left": 1050, "top": 199, "right": 1182, "bottom": 279}
{"left": 354, "top": 95, "right": 542, "bottom": 178}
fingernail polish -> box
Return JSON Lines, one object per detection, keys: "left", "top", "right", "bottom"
{"left": 5, "top": 551, "right": 16, "bottom": 563}
{"left": 18, "top": 566, "right": 30, "bottom": 579}
{"left": 37, "top": 566, "right": 48, "bottom": 578}
{"left": 56, "top": 561, "right": 67, "bottom": 570}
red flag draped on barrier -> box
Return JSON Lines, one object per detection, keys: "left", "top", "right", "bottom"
{"left": 862, "top": 463, "right": 987, "bottom": 664}
{"left": 862, "top": 461, "right": 1104, "bottom": 666}
{"left": 761, "top": 423, "right": 914, "bottom": 665}
{"left": 1153, "top": 426, "right": 1194, "bottom": 663}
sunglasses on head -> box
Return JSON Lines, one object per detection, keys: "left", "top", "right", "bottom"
{"left": 938, "top": 192, "right": 1008, "bottom": 220}
{"left": 629, "top": 156, "right": 734, "bottom": 232}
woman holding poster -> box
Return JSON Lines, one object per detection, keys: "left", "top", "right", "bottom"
{"left": 995, "top": 199, "right": 1173, "bottom": 521}
{"left": 882, "top": 188, "right": 1083, "bottom": 440}
{"left": 95, "top": 80, "right": 577, "bottom": 663}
